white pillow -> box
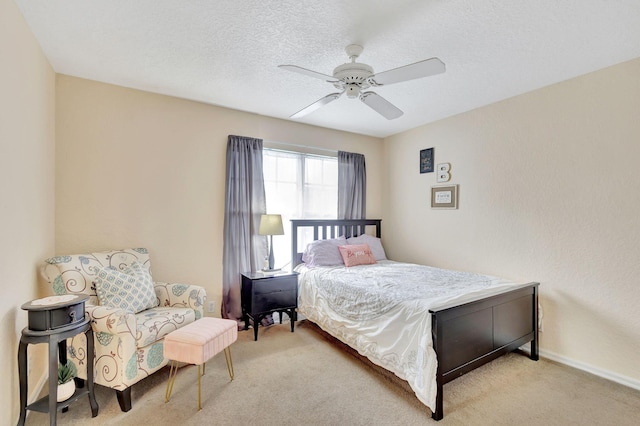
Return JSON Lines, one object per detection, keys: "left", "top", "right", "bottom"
{"left": 302, "top": 237, "right": 347, "bottom": 266}
{"left": 347, "top": 234, "right": 387, "bottom": 261}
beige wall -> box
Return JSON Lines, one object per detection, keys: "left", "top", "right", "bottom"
{"left": 383, "top": 58, "right": 640, "bottom": 387}
{"left": 55, "top": 75, "right": 383, "bottom": 317}
{"left": 1, "top": 0, "right": 56, "bottom": 422}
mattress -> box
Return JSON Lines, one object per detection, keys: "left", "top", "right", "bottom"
{"left": 295, "top": 260, "right": 520, "bottom": 411}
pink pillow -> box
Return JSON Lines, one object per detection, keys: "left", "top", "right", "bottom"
{"left": 338, "top": 244, "right": 377, "bottom": 267}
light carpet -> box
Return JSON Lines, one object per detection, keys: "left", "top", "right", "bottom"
{"left": 24, "top": 320, "right": 640, "bottom": 425}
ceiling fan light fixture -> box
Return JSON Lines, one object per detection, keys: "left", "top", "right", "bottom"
{"left": 345, "top": 83, "right": 360, "bottom": 98}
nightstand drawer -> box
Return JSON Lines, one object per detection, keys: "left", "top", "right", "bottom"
{"left": 253, "top": 289, "right": 297, "bottom": 312}
{"left": 253, "top": 275, "right": 297, "bottom": 294}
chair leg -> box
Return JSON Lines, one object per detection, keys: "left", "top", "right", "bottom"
{"left": 224, "top": 347, "right": 234, "bottom": 380}
{"left": 116, "top": 387, "right": 132, "bottom": 412}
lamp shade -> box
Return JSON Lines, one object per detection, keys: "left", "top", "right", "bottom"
{"left": 258, "top": 214, "right": 284, "bottom": 236}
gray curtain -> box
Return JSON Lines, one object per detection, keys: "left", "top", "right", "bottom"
{"left": 337, "top": 151, "right": 366, "bottom": 219}
{"left": 222, "top": 135, "right": 267, "bottom": 322}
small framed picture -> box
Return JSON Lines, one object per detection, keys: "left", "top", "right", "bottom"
{"left": 420, "top": 148, "right": 434, "bottom": 173}
{"left": 431, "top": 185, "right": 458, "bottom": 209}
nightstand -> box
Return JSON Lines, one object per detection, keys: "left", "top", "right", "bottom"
{"left": 241, "top": 272, "right": 298, "bottom": 341}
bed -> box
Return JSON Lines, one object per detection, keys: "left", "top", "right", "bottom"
{"left": 291, "top": 219, "right": 539, "bottom": 420}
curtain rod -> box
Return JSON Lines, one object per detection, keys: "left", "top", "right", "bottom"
{"left": 264, "top": 140, "right": 338, "bottom": 154}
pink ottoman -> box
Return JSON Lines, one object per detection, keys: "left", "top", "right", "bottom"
{"left": 163, "top": 317, "right": 237, "bottom": 410}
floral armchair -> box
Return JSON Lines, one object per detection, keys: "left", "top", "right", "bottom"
{"left": 41, "top": 248, "right": 206, "bottom": 412}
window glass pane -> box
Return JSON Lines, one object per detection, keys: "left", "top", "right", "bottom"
{"left": 305, "top": 157, "right": 323, "bottom": 185}
{"left": 263, "top": 148, "right": 337, "bottom": 271}
{"left": 276, "top": 156, "right": 298, "bottom": 182}
{"left": 324, "top": 161, "right": 338, "bottom": 185}
{"left": 262, "top": 155, "right": 277, "bottom": 181}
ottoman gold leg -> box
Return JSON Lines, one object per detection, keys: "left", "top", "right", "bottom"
{"left": 165, "top": 360, "right": 179, "bottom": 403}
{"left": 197, "top": 364, "right": 202, "bottom": 410}
{"left": 224, "top": 346, "right": 234, "bottom": 380}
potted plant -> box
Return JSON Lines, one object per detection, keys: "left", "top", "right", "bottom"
{"left": 57, "top": 361, "right": 77, "bottom": 402}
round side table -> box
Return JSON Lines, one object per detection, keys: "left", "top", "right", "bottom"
{"left": 17, "top": 297, "right": 98, "bottom": 426}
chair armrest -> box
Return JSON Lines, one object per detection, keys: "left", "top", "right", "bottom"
{"left": 154, "top": 282, "right": 206, "bottom": 318}
{"left": 68, "top": 304, "right": 138, "bottom": 383}
{"left": 85, "top": 304, "right": 137, "bottom": 337}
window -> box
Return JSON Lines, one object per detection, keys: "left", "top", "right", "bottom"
{"left": 263, "top": 148, "right": 338, "bottom": 270}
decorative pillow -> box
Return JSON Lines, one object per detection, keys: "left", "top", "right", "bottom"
{"left": 302, "top": 237, "right": 347, "bottom": 267}
{"left": 94, "top": 261, "right": 158, "bottom": 313}
{"left": 347, "top": 234, "right": 387, "bottom": 261}
{"left": 338, "top": 244, "right": 377, "bottom": 267}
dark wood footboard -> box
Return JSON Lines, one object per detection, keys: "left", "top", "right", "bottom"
{"left": 429, "top": 282, "right": 539, "bottom": 420}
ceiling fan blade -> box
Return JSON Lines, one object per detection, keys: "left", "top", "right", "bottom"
{"left": 359, "top": 92, "right": 403, "bottom": 120}
{"left": 369, "top": 57, "right": 445, "bottom": 86}
{"left": 279, "top": 65, "right": 338, "bottom": 83}
{"left": 291, "top": 92, "right": 342, "bottom": 119}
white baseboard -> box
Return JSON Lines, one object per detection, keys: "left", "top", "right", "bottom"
{"left": 538, "top": 347, "right": 640, "bottom": 391}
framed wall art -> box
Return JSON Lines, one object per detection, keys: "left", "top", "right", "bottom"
{"left": 431, "top": 184, "right": 458, "bottom": 209}
{"left": 420, "top": 148, "right": 434, "bottom": 173}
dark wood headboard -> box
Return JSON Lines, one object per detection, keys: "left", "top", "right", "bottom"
{"left": 290, "top": 219, "right": 382, "bottom": 268}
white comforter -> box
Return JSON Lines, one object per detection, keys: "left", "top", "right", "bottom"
{"left": 295, "top": 260, "right": 520, "bottom": 412}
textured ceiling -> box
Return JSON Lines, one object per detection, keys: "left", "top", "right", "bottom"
{"left": 15, "top": 0, "right": 640, "bottom": 138}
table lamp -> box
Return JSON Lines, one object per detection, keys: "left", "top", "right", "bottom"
{"left": 258, "top": 214, "right": 284, "bottom": 270}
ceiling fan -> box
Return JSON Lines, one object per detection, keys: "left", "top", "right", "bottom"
{"left": 279, "top": 44, "right": 445, "bottom": 120}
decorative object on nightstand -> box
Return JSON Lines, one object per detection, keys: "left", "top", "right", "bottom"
{"left": 241, "top": 271, "right": 298, "bottom": 341}
{"left": 259, "top": 214, "right": 285, "bottom": 270}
